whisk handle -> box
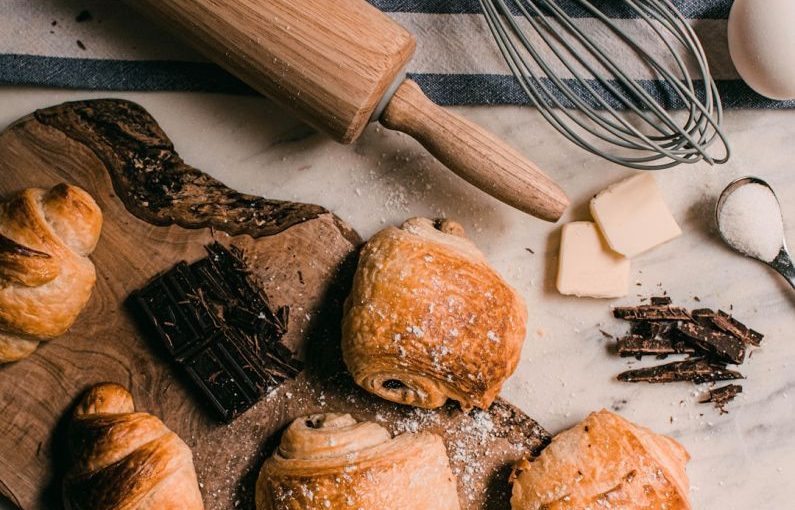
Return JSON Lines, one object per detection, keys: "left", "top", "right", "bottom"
{"left": 380, "top": 80, "right": 568, "bottom": 222}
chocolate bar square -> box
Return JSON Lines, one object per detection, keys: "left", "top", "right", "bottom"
{"left": 132, "top": 243, "right": 302, "bottom": 421}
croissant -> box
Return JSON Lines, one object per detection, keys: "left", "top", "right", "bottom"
{"left": 63, "top": 383, "right": 204, "bottom": 510}
{"left": 255, "top": 413, "right": 460, "bottom": 510}
{"left": 0, "top": 183, "right": 102, "bottom": 363}
{"left": 511, "top": 409, "right": 691, "bottom": 510}
{"left": 342, "top": 217, "right": 527, "bottom": 410}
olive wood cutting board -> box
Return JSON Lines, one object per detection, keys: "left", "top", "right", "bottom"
{"left": 0, "top": 100, "right": 550, "bottom": 510}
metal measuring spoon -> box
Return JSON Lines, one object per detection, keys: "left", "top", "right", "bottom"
{"left": 716, "top": 177, "right": 794, "bottom": 289}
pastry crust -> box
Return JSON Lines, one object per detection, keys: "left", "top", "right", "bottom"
{"left": 256, "top": 413, "right": 460, "bottom": 510}
{"left": 342, "top": 218, "right": 527, "bottom": 410}
{"left": 63, "top": 383, "right": 204, "bottom": 510}
{"left": 510, "top": 410, "right": 691, "bottom": 510}
{"left": 0, "top": 184, "right": 102, "bottom": 363}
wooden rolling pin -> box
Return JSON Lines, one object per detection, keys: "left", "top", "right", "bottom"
{"left": 133, "top": 0, "right": 569, "bottom": 221}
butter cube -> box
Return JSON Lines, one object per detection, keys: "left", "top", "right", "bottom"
{"left": 590, "top": 173, "right": 682, "bottom": 258}
{"left": 557, "top": 222, "right": 630, "bottom": 298}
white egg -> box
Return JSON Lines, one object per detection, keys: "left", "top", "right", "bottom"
{"left": 728, "top": 0, "right": 795, "bottom": 101}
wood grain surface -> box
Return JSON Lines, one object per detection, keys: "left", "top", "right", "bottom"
{"left": 0, "top": 100, "right": 549, "bottom": 510}
{"left": 381, "top": 80, "right": 570, "bottom": 222}
{"left": 132, "top": 0, "right": 416, "bottom": 143}
{"left": 128, "top": 0, "right": 570, "bottom": 223}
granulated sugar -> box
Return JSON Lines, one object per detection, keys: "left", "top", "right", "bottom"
{"left": 719, "top": 183, "right": 784, "bottom": 262}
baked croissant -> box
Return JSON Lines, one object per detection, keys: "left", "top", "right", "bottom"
{"left": 0, "top": 183, "right": 102, "bottom": 363}
{"left": 511, "top": 409, "right": 691, "bottom": 510}
{"left": 342, "top": 217, "right": 527, "bottom": 410}
{"left": 255, "top": 413, "right": 460, "bottom": 510}
{"left": 63, "top": 383, "right": 204, "bottom": 510}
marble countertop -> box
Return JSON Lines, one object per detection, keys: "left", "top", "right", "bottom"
{"left": 0, "top": 87, "right": 793, "bottom": 509}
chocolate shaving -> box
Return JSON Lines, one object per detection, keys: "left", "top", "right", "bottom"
{"left": 630, "top": 320, "right": 676, "bottom": 340}
{"left": 617, "top": 335, "right": 695, "bottom": 359}
{"left": 692, "top": 309, "right": 763, "bottom": 346}
{"left": 617, "top": 358, "right": 743, "bottom": 384}
{"left": 676, "top": 322, "right": 746, "bottom": 365}
{"left": 612, "top": 298, "right": 762, "bottom": 413}
{"left": 132, "top": 242, "right": 301, "bottom": 421}
{"left": 650, "top": 296, "right": 672, "bottom": 306}
{"left": 613, "top": 305, "right": 691, "bottom": 321}
{"left": 700, "top": 384, "right": 742, "bottom": 414}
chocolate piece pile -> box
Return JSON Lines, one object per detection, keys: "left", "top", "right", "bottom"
{"left": 133, "top": 243, "right": 302, "bottom": 421}
{"left": 612, "top": 297, "right": 763, "bottom": 413}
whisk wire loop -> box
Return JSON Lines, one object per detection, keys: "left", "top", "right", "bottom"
{"left": 478, "top": 0, "right": 730, "bottom": 169}
{"left": 497, "top": 0, "right": 711, "bottom": 164}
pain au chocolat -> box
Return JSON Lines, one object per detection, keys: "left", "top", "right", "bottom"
{"left": 342, "top": 217, "right": 527, "bottom": 410}
{"left": 255, "top": 413, "right": 460, "bottom": 509}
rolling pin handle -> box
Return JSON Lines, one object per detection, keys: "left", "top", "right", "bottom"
{"left": 380, "top": 80, "right": 569, "bottom": 222}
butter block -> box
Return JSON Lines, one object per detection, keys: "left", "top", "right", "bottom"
{"left": 557, "top": 222, "right": 631, "bottom": 299}
{"left": 590, "top": 173, "right": 682, "bottom": 258}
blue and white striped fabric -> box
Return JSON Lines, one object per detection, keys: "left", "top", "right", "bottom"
{"left": 0, "top": 0, "right": 792, "bottom": 109}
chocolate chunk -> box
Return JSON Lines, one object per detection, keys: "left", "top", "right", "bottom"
{"left": 713, "top": 314, "right": 763, "bottom": 346}
{"left": 650, "top": 296, "right": 672, "bottom": 306}
{"left": 613, "top": 305, "right": 691, "bottom": 321}
{"left": 691, "top": 308, "right": 714, "bottom": 322}
{"left": 676, "top": 322, "right": 746, "bottom": 365}
{"left": 132, "top": 242, "right": 301, "bottom": 421}
{"left": 617, "top": 359, "right": 743, "bottom": 384}
{"left": 700, "top": 384, "right": 742, "bottom": 414}
{"left": 630, "top": 320, "right": 676, "bottom": 340}
{"left": 692, "top": 309, "right": 763, "bottom": 346}
{"left": 617, "top": 335, "right": 695, "bottom": 359}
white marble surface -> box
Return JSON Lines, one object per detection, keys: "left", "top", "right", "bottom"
{"left": 0, "top": 88, "right": 793, "bottom": 509}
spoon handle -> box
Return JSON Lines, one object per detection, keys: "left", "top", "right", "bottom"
{"left": 770, "top": 248, "right": 795, "bottom": 289}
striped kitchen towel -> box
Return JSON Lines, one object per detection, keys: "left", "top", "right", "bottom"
{"left": 0, "top": 0, "right": 792, "bottom": 109}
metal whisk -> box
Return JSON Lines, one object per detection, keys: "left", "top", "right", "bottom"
{"left": 479, "top": 0, "right": 730, "bottom": 169}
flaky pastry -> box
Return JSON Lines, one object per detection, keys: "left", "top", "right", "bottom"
{"left": 63, "top": 383, "right": 204, "bottom": 510}
{"left": 256, "top": 413, "right": 460, "bottom": 509}
{"left": 342, "top": 218, "right": 527, "bottom": 410}
{"left": 0, "top": 184, "right": 102, "bottom": 362}
{"left": 511, "top": 409, "right": 691, "bottom": 510}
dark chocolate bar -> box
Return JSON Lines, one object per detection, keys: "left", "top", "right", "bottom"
{"left": 617, "top": 358, "right": 743, "bottom": 384}
{"left": 133, "top": 242, "right": 302, "bottom": 421}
